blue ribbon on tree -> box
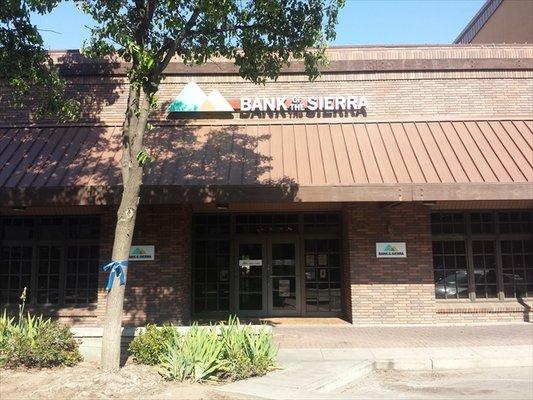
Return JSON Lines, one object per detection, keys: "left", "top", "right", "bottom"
{"left": 102, "top": 260, "right": 128, "bottom": 292}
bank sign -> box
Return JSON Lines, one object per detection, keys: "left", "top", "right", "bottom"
{"left": 129, "top": 245, "right": 155, "bottom": 261}
{"left": 240, "top": 95, "right": 367, "bottom": 112}
{"left": 376, "top": 242, "right": 407, "bottom": 258}
{"left": 167, "top": 82, "right": 368, "bottom": 113}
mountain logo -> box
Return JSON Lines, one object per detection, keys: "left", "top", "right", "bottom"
{"left": 129, "top": 245, "right": 154, "bottom": 261}
{"left": 167, "top": 82, "right": 234, "bottom": 112}
{"left": 383, "top": 244, "right": 399, "bottom": 252}
{"left": 132, "top": 247, "right": 146, "bottom": 255}
{"left": 376, "top": 242, "right": 406, "bottom": 258}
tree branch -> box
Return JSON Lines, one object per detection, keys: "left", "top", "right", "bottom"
{"left": 152, "top": 1, "right": 204, "bottom": 79}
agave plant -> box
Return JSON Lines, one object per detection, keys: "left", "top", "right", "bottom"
{"left": 218, "top": 315, "right": 278, "bottom": 380}
{"left": 245, "top": 325, "right": 278, "bottom": 367}
{"left": 158, "top": 324, "right": 225, "bottom": 383}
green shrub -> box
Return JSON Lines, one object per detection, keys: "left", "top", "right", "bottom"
{"left": 156, "top": 316, "right": 278, "bottom": 382}
{"left": 0, "top": 289, "right": 82, "bottom": 368}
{"left": 219, "top": 315, "right": 278, "bottom": 380}
{"left": 129, "top": 324, "right": 179, "bottom": 365}
{"left": 158, "top": 325, "right": 225, "bottom": 382}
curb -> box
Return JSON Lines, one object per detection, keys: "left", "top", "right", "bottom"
{"left": 217, "top": 348, "right": 533, "bottom": 399}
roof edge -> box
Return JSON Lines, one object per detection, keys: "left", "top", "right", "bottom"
{"left": 454, "top": 0, "right": 503, "bottom": 44}
{"left": 1, "top": 116, "right": 531, "bottom": 129}
{"left": 53, "top": 56, "right": 533, "bottom": 77}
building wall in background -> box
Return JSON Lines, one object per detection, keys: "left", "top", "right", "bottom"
{"left": 470, "top": 0, "right": 533, "bottom": 44}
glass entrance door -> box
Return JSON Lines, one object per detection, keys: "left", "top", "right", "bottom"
{"left": 268, "top": 240, "right": 299, "bottom": 315}
{"left": 237, "top": 242, "right": 266, "bottom": 314}
{"left": 236, "top": 238, "right": 300, "bottom": 316}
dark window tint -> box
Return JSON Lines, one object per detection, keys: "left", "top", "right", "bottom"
{"left": 431, "top": 213, "right": 465, "bottom": 234}
{"left": 303, "top": 213, "right": 340, "bottom": 233}
{"left": 193, "top": 240, "right": 230, "bottom": 312}
{"left": 36, "top": 245, "right": 61, "bottom": 304}
{"left": 472, "top": 240, "right": 497, "bottom": 298}
{"left": 236, "top": 214, "right": 298, "bottom": 234}
{"left": 471, "top": 212, "right": 494, "bottom": 234}
{"left": 0, "top": 246, "right": 33, "bottom": 304}
{"left": 305, "top": 239, "right": 341, "bottom": 312}
{"left": 193, "top": 214, "right": 230, "bottom": 236}
{"left": 432, "top": 241, "right": 468, "bottom": 299}
{"left": 501, "top": 240, "right": 533, "bottom": 298}
{"left": 499, "top": 211, "right": 533, "bottom": 234}
{"left": 65, "top": 245, "right": 99, "bottom": 304}
{"left": 0, "top": 216, "right": 100, "bottom": 305}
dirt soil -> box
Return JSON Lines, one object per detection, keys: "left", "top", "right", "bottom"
{"left": 0, "top": 362, "right": 247, "bottom": 400}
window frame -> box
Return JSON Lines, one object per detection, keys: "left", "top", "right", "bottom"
{"left": 431, "top": 210, "right": 532, "bottom": 301}
{"left": 191, "top": 212, "right": 342, "bottom": 316}
{"left": 0, "top": 216, "right": 101, "bottom": 306}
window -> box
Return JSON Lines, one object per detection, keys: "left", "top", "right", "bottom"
{"left": 431, "top": 213, "right": 465, "bottom": 234}
{"left": 193, "top": 214, "right": 230, "bottom": 236}
{"left": 303, "top": 213, "right": 340, "bottom": 233}
{"left": 192, "top": 214, "right": 231, "bottom": 313}
{"left": 0, "top": 246, "right": 33, "bottom": 304}
{"left": 192, "top": 212, "right": 342, "bottom": 315}
{"left": 472, "top": 240, "right": 497, "bottom": 298}
{"left": 65, "top": 245, "right": 100, "bottom": 304}
{"left": 433, "top": 241, "right": 468, "bottom": 299}
{"left": 236, "top": 214, "right": 298, "bottom": 234}
{"left": 471, "top": 213, "right": 494, "bottom": 234}
{"left": 305, "top": 239, "right": 341, "bottom": 311}
{"left": 501, "top": 239, "right": 533, "bottom": 298}
{"left": 0, "top": 216, "right": 101, "bottom": 305}
{"left": 431, "top": 211, "right": 533, "bottom": 300}
{"left": 193, "top": 240, "right": 230, "bottom": 313}
{"left": 499, "top": 211, "right": 533, "bottom": 234}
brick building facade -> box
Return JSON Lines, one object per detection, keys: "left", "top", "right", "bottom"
{"left": 1, "top": 45, "right": 532, "bottom": 326}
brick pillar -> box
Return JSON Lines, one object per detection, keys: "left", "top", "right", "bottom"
{"left": 97, "top": 204, "right": 191, "bottom": 326}
{"left": 344, "top": 202, "right": 436, "bottom": 324}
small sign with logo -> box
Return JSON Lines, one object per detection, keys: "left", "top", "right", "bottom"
{"left": 376, "top": 242, "right": 406, "bottom": 258}
{"left": 129, "top": 245, "right": 155, "bottom": 261}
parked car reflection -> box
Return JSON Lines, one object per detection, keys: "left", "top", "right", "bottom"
{"left": 435, "top": 269, "right": 525, "bottom": 298}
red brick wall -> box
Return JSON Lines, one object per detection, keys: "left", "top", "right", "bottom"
{"left": 17, "top": 202, "right": 531, "bottom": 326}
{"left": 342, "top": 202, "right": 532, "bottom": 324}
{"left": 343, "top": 202, "right": 437, "bottom": 324}
{"left": 94, "top": 204, "right": 191, "bottom": 326}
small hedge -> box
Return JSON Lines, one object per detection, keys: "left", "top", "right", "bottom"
{"left": 0, "top": 291, "right": 82, "bottom": 368}
{"left": 129, "top": 324, "right": 178, "bottom": 365}
{"left": 131, "top": 316, "right": 278, "bottom": 382}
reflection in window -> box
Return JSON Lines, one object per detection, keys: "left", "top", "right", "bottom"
{"left": 305, "top": 239, "right": 341, "bottom": 312}
{"left": 432, "top": 211, "right": 533, "bottom": 301}
{"left": 472, "top": 240, "right": 497, "bottom": 298}
{"left": 238, "top": 243, "right": 263, "bottom": 311}
{"left": 501, "top": 240, "right": 533, "bottom": 298}
{"left": 433, "top": 241, "right": 468, "bottom": 299}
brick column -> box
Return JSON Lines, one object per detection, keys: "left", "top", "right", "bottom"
{"left": 97, "top": 204, "right": 191, "bottom": 326}
{"left": 343, "top": 202, "right": 436, "bottom": 324}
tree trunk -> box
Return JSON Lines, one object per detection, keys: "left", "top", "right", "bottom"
{"left": 100, "top": 87, "right": 150, "bottom": 371}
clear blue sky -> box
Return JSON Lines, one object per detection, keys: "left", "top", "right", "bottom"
{"left": 32, "top": 0, "right": 485, "bottom": 50}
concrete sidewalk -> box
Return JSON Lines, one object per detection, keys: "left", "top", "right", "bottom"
{"left": 218, "top": 323, "right": 533, "bottom": 400}
{"left": 219, "top": 345, "right": 533, "bottom": 399}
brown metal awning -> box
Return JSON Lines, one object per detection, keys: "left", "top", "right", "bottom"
{"left": 1, "top": 119, "right": 532, "bottom": 206}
